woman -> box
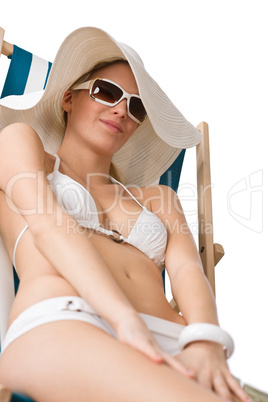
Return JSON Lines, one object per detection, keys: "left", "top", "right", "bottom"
{"left": 0, "top": 27, "right": 249, "bottom": 402}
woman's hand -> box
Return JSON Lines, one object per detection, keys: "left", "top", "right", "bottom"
{"left": 175, "top": 341, "right": 251, "bottom": 402}
{"left": 116, "top": 313, "right": 194, "bottom": 378}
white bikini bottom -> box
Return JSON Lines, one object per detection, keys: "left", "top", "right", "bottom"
{"left": 2, "top": 296, "right": 185, "bottom": 355}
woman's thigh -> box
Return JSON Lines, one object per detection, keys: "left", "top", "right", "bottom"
{"left": 0, "top": 320, "right": 223, "bottom": 402}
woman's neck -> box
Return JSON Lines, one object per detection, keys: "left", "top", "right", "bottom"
{"left": 57, "top": 142, "right": 112, "bottom": 186}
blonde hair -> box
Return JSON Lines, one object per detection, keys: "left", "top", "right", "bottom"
{"left": 63, "top": 59, "right": 129, "bottom": 182}
{"left": 69, "top": 59, "right": 128, "bottom": 90}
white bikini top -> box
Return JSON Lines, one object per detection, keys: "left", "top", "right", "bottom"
{"left": 13, "top": 155, "right": 167, "bottom": 270}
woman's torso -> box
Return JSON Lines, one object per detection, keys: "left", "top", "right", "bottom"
{"left": 0, "top": 152, "right": 186, "bottom": 328}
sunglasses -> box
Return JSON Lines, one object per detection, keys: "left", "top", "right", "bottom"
{"left": 73, "top": 78, "right": 147, "bottom": 124}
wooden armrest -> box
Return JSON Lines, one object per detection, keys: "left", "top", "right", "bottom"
{"left": 0, "top": 27, "right": 13, "bottom": 57}
{"left": 214, "top": 243, "right": 224, "bottom": 266}
{"left": 169, "top": 297, "right": 180, "bottom": 313}
{"left": 2, "top": 40, "right": 13, "bottom": 57}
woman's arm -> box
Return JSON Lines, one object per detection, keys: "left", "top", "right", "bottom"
{"left": 149, "top": 184, "right": 250, "bottom": 402}
{"left": 147, "top": 184, "right": 217, "bottom": 323}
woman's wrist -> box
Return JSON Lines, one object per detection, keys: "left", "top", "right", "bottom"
{"left": 108, "top": 305, "right": 140, "bottom": 331}
{"left": 178, "top": 323, "right": 234, "bottom": 358}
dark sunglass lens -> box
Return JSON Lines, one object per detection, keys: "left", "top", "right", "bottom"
{"left": 130, "top": 97, "right": 147, "bottom": 122}
{"left": 92, "top": 80, "right": 123, "bottom": 104}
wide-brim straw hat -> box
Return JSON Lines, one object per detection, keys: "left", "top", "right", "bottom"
{"left": 0, "top": 27, "right": 201, "bottom": 186}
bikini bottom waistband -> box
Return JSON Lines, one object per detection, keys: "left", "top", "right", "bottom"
{"left": 2, "top": 296, "right": 185, "bottom": 356}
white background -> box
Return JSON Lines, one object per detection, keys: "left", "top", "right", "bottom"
{"left": 1, "top": 0, "right": 267, "bottom": 393}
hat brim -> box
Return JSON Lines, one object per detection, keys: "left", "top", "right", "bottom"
{"left": 0, "top": 27, "right": 201, "bottom": 186}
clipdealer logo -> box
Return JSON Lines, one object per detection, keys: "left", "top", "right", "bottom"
{"left": 227, "top": 170, "right": 263, "bottom": 233}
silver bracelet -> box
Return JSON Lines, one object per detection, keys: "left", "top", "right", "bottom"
{"left": 178, "top": 323, "right": 234, "bottom": 358}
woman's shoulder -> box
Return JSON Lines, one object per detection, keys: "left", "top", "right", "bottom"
{"left": 129, "top": 183, "right": 177, "bottom": 213}
{"left": 143, "top": 183, "right": 177, "bottom": 201}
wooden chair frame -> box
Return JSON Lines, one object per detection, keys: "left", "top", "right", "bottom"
{"left": 196, "top": 121, "right": 224, "bottom": 293}
{"left": 0, "top": 28, "right": 13, "bottom": 57}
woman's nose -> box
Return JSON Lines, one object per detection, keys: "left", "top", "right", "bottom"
{"left": 111, "top": 98, "right": 128, "bottom": 119}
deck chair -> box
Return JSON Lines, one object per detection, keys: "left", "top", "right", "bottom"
{"left": 0, "top": 27, "right": 224, "bottom": 402}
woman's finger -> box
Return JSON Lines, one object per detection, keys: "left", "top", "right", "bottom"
{"left": 212, "top": 370, "right": 233, "bottom": 401}
{"left": 134, "top": 338, "right": 194, "bottom": 378}
{"left": 197, "top": 366, "right": 213, "bottom": 390}
{"left": 225, "top": 372, "right": 252, "bottom": 402}
{"left": 161, "top": 352, "right": 195, "bottom": 378}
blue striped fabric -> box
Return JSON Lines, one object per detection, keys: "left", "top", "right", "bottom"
{"left": 159, "top": 149, "right": 186, "bottom": 290}
{"left": 43, "top": 62, "right": 52, "bottom": 89}
{"left": 10, "top": 393, "right": 35, "bottom": 402}
{"left": 160, "top": 149, "right": 186, "bottom": 192}
{"left": 0, "top": 45, "right": 52, "bottom": 98}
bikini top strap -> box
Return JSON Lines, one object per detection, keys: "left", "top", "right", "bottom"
{"left": 13, "top": 224, "right": 29, "bottom": 272}
{"left": 53, "top": 154, "right": 61, "bottom": 172}
{"left": 110, "top": 176, "right": 144, "bottom": 209}
{"left": 51, "top": 157, "right": 143, "bottom": 209}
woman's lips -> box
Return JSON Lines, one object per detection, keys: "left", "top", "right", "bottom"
{"left": 100, "top": 119, "right": 123, "bottom": 133}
